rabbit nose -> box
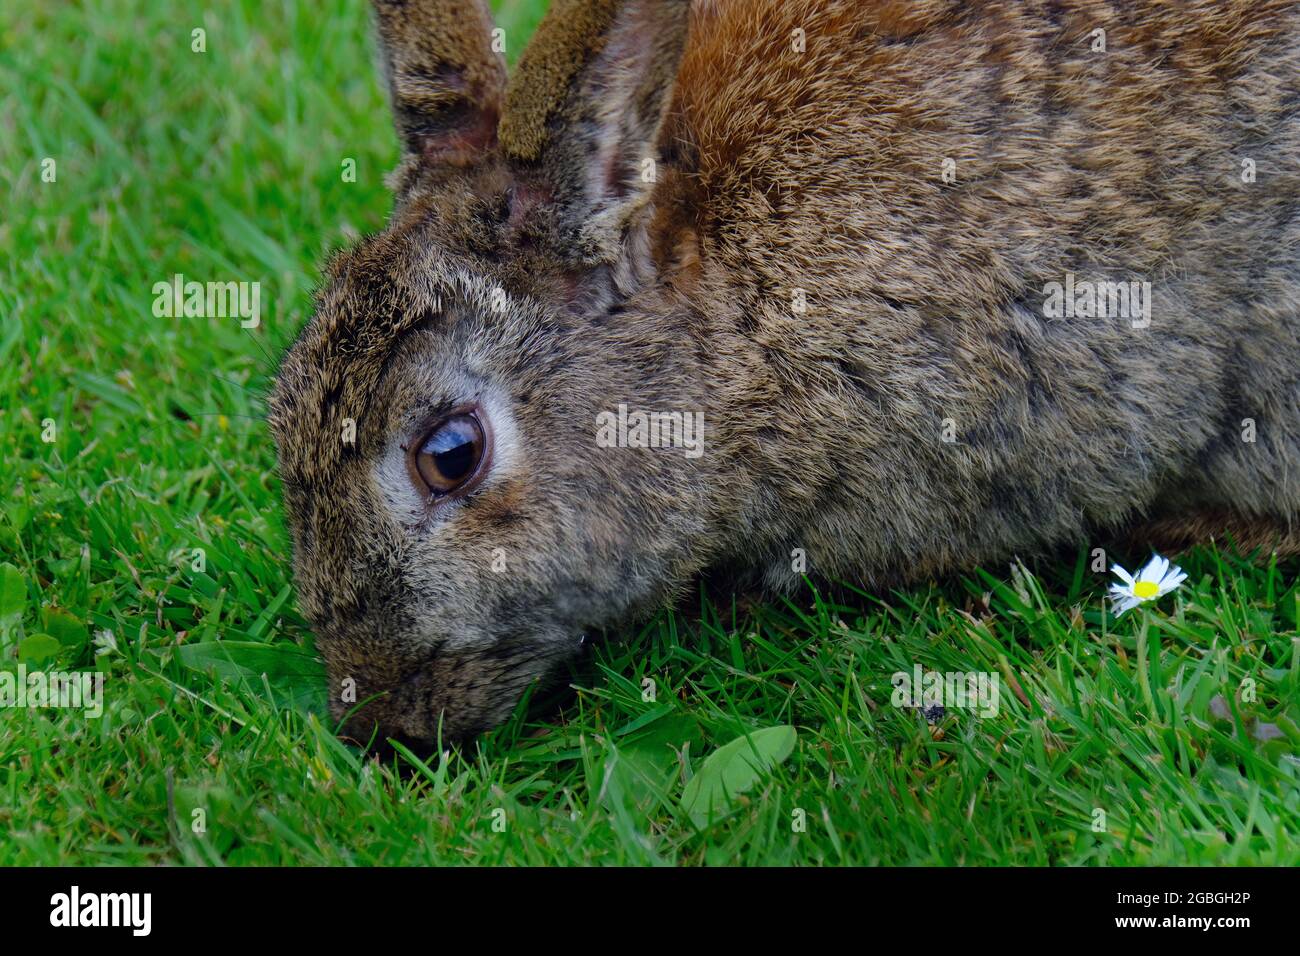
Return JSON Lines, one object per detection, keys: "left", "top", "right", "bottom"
{"left": 338, "top": 700, "right": 438, "bottom": 752}
{"left": 330, "top": 662, "right": 434, "bottom": 745}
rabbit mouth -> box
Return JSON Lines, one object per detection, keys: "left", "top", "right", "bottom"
{"left": 343, "top": 626, "right": 591, "bottom": 747}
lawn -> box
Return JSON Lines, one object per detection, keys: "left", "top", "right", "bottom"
{"left": 1, "top": 0, "right": 1297, "bottom": 866}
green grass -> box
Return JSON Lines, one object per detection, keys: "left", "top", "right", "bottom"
{"left": 2, "top": 0, "right": 1298, "bottom": 866}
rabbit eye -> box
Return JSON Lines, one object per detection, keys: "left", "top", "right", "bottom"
{"left": 408, "top": 412, "right": 488, "bottom": 498}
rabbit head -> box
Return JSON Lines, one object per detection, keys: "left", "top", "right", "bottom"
{"left": 268, "top": 0, "right": 718, "bottom": 745}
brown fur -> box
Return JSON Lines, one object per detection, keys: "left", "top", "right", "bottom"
{"left": 499, "top": 0, "right": 620, "bottom": 161}
{"left": 371, "top": 0, "right": 506, "bottom": 165}
{"left": 270, "top": 0, "right": 1300, "bottom": 744}
{"left": 1129, "top": 510, "right": 1300, "bottom": 557}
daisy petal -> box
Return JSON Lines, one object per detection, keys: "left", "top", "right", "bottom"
{"left": 1142, "top": 554, "right": 1168, "bottom": 584}
{"left": 1112, "top": 596, "right": 1140, "bottom": 615}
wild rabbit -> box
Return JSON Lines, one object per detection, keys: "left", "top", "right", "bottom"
{"left": 270, "top": 0, "right": 1300, "bottom": 744}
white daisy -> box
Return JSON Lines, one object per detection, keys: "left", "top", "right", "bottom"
{"left": 1109, "top": 554, "right": 1187, "bottom": 615}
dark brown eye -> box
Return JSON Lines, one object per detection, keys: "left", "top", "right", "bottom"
{"left": 409, "top": 412, "right": 487, "bottom": 497}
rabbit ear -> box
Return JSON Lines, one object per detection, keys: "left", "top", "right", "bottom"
{"left": 370, "top": 0, "right": 507, "bottom": 168}
{"left": 499, "top": 0, "right": 691, "bottom": 264}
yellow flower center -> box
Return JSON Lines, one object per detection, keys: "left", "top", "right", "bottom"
{"left": 1132, "top": 581, "right": 1160, "bottom": 599}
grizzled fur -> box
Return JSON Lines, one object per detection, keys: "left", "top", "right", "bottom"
{"left": 270, "top": 0, "right": 1300, "bottom": 744}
